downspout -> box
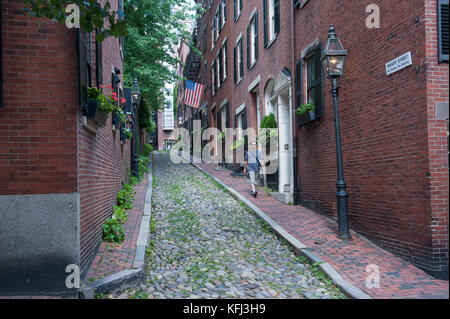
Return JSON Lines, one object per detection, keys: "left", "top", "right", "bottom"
{"left": 290, "top": 0, "right": 299, "bottom": 205}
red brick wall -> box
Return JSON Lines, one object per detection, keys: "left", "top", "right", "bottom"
{"left": 424, "top": 0, "right": 449, "bottom": 276}
{"left": 293, "top": 0, "right": 448, "bottom": 275}
{"left": 78, "top": 0, "right": 131, "bottom": 274}
{"left": 196, "top": 0, "right": 293, "bottom": 142}
{"left": 0, "top": 0, "right": 78, "bottom": 195}
{"left": 0, "top": 0, "right": 133, "bottom": 275}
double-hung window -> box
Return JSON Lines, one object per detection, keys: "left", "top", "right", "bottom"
{"left": 234, "top": 36, "right": 244, "bottom": 84}
{"left": 223, "top": 40, "right": 228, "bottom": 81}
{"left": 263, "top": 0, "right": 280, "bottom": 47}
{"left": 234, "top": 0, "right": 243, "bottom": 21}
{"left": 247, "top": 11, "right": 259, "bottom": 68}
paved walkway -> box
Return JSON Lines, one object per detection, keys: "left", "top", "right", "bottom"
{"left": 115, "top": 151, "right": 347, "bottom": 299}
{"left": 83, "top": 173, "right": 148, "bottom": 285}
{"left": 187, "top": 156, "right": 448, "bottom": 299}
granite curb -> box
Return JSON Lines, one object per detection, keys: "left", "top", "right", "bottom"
{"left": 185, "top": 155, "right": 372, "bottom": 300}
{"left": 79, "top": 159, "right": 153, "bottom": 299}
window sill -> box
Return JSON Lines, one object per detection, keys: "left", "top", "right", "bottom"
{"left": 266, "top": 35, "right": 278, "bottom": 49}
{"left": 249, "top": 60, "right": 257, "bottom": 70}
{"left": 236, "top": 78, "right": 242, "bottom": 86}
{"left": 235, "top": 13, "right": 241, "bottom": 23}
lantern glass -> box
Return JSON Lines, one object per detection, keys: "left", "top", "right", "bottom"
{"left": 323, "top": 55, "right": 346, "bottom": 78}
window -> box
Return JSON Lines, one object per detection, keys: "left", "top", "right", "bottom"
{"left": 234, "top": 0, "right": 243, "bottom": 21}
{"left": 217, "top": 52, "right": 222, "bottom": 89}
{"left": 202, "top": 26, "right": 207, "bottom": 53}
{"left": 263, "top": 0, "right": 280, "bottom": 47}
{"left": 223, "top": 40, "right": 228, "bottom": 81}
{"left": 438, "top": 0, "right": 449, "bottom": 62}
{"left": 204, "top": 60, "right": 208, "bottom": 88}
{"left": 234, "top": 37, "right": 244, "bottom": 84}
{"left": 247, "top": 12, "right": 259, "bottom": 68}
{"left": 211, "top": 61, "right": 216, "bottom": 96}
{"left": 215, "top": 7, "right": 220, "bottom": 40}
{"left": 301, "top": 43, "right": 324, "bottom": 123}
{"left": 221, "top": 0, "right": 227, "bottom": 28}
{"left": 211, "top": 24, "right": 215, "bottom": 50}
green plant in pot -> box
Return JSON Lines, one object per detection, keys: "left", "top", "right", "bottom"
{"left": 124, "top": 127, "right": 133, "bottom": 140}
{"left": 296, "top": 101, "right": 315, "bottom": 120}
{"left": 87, "top": 86, "right": 116, "bottom": 126}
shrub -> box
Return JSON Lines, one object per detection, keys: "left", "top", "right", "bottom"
{"left": 117, "top": 184, "right": 134, "bottom": 209}
{"left": 260, "top": 113, "right": 278, "bottom": 129}
{"left": 143, "top": 144, "right": 153, "bottom": 157}
{"left": 113, "top": 205, "right": 127, "bottom": 224}
{"left": 102, "top": 218, "right": 125, "bottom": 242}
{"left": 138, "top": 155, "right": 149, "bottom": 181}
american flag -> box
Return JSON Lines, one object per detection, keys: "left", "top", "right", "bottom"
{"left": 184, "top": 80, "right": 205, "bottom": 108}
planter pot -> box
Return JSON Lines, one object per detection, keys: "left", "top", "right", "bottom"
{"left": 298, "top": 110, "right": 316, "bottom": 125}
{"left": 95, "top": 108, "right": 108, "bottom": 127}
{"left": 85, "top": 100, "right": 98, "bottom": 119}
{"left": 112, "top": 111, "right": 121, "bottom": 128}
{"left": 120, "top": 129, "right": 127, "bottom": 142}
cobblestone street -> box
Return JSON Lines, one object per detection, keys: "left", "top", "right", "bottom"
{"left": 115, "top": 152, "right": 345, "bottom": 299}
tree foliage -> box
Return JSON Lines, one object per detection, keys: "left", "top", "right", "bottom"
{"left": 24, "top": 0, "right": 128, "bottom": 41}
{"left": 123, "top": 0, "right": 201, "bottom": 112}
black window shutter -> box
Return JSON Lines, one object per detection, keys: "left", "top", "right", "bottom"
{"left": 223, "top": 0, "right": 227, "bottom": 21}
{"left": 242, "top": 108, "right": 248, "bottom": 150}
{"left": 240, "top": 40, "right": 244, "bottom": 78}
{"left": 224, "top": 40, "right": 228, "bottom": 77}
{"left": 295, "top": 59, "right": 303, "bottom": 126}
{"left": 78, "top": 30, "right": 88, "bottom": 110}
{"left": 274, "top": 0, "right": 280, "bottom": 34}
{"left": 219, "top": 50, "right": 223, "bottom": 83}
{"left": 255, "top": 12, "right": 259, "bottom": 59}
{"left": 234, "top": 45, "right": 237, "bottom": 83}
{"left": 95, "top": 38, "right": 103, "bottom": 87}
{"left": 214, "top": 15, "right": 217, "bottom": 42}
{"left": 438, "top": 0, "right": 449, "bottom": 62}
{"left": 314, "top": 43, "right": 323, "bottom": 119}
{"left": 234, "top": 0, "right": 237, "bottom": 21}
{"left": 226, "top": 103, "right": 230, "bottom": 130}
{"left": 240, "top": 0, "right": 243, "bottom": 10}
{"left": 263, "top": 0, "right": 268, "bottom": 47}
{"left": 218, "top": 6, "right": 223, "bottom": 31}
{"left": 247, "top": 25, "right": 251, "bottom": 68}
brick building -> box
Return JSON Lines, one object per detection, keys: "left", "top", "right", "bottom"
{"left": 179, "top": 0, "right": 449, "bottom": 278}
{"left": 0, "top": 0, "right": 142, "bottom": 296}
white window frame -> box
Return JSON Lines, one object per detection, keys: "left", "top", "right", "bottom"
{"left": 237, "top": 41, "right": 242, "bottom": 82}
{"left": 236, "top": 0, "right": 242, "bottom": 20}
{"left": 250, "top": 16, "right": 257, "bottom": 65}
{"left": 222, "top": 42, "right": 227, "bottom": 81}
{"left": 221, "top": 0, "right": 227, "bottom": 28}
{"left": 268, "top": 0, "right": 276, "bottom": 41}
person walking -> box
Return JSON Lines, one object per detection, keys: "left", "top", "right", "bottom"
{"left": 243, "top": 142, "right": 264, "bottom": 197}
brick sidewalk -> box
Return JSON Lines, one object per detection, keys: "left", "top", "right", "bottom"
{"left": 192, "top": 159, "right": 448, "bottom": 299}
{"left": 83, "top": 173, "right": 149, "bottom": 284}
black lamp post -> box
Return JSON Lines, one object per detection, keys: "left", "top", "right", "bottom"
{"left": 131, "top": 77, "right": 141, "bottom": 178}
{"left": 321, "top": 25, "right": 351, "bottom": 239}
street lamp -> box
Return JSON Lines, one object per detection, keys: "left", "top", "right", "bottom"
{"left": 321, "top": 25, "right": 351, "bottom": 240}
{"left": 130, "top": 78, "right": 141, "bottom": 178}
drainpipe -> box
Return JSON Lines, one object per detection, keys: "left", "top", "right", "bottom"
{"left": 290, "top": 0, "right": 299, "bottom": 205}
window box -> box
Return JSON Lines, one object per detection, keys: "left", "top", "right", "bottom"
{"left": 298, "top": 110, "right": 316, "bottom": 125}
{"left": 84, "top": 99, "right": 108, "bottom": 127}
{"left": 95, "top": 107, "right": 108, "bottom": 127}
